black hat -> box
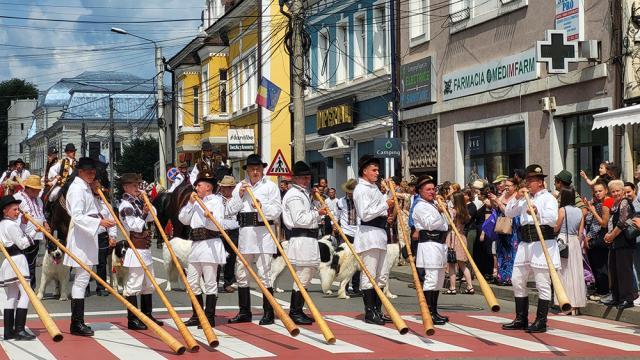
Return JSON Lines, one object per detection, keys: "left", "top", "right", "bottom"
{"left": 64, "top": 143, "right": 77, "bottom": 152}
{"left": 525, "top": 164, "right": 547, "bottom": 178}
{"left": 358, "top": 154, "right": 380, "bottom": 176}
{"left": 243, "top": 154, "right": 267, "bottom": 170}
{"left": 119, "top": 173, "right": 142, "bottom": 185}
{"left": 14, "top": 158, "right": 25, "bottom": 166}
{"left": 554, "top": 170, "right": 573, "bottom": 185}
{"left": 415, "top": 175, "right": 436, "bottom": 191}
{"left": 194, "top": 170, "right": 217, "bottom": 187}
{"left": 48, "top": 146, "right": 58, "bottom": 155}
{"left": 292, "top": 161, "right": 312, "bottom": 176}
{"left": 76, "top": 157, "right": 96, "bottom": 170}
{"left": 0, "top": 195, "right": 21, "bottom": 212}
{"left": 201, "top": 141, "right": 213, "bottom": 151}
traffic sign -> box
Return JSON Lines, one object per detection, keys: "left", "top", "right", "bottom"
{"left": 266, "top": 149, "right": 291, "bottom": 176}
{"left": 166, "top": 167, "right": 178, "bottom": 182}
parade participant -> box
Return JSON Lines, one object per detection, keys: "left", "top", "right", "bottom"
{"left": 336, "top": 179, "right": 361, "bottom": 296}
{"left": 179, "top": 171, "right": 227, "bottom": 327}
{"left": 218, "top": 175, "right": 241, "bottom": 293}
{"left": 190, "top": 141, "right": 216, "bottom": 185}
{"left": 168, "top": 162, "right": 190, "bottom": 192}
{"left": 9, "top": 158, "right": 30, "bottom": 182}
{"left": 43, "top": 146, "right": 59, "bottom": 188}
{"left": 64, "top": 157, "right": 116, "bottom": 336}
{"left": 15, "top": 175, "right": 49, "bottom": 289}
{"left": 227, "top": 154, "right": 282, "bottom": 325}
{"left": 0, "top": 161, "right": 15, "bottom": 185}
{"left": 411, "top": 175, "right": 450, "bottom": 325}
{"left": 353, "top": 154, "right": 395, "bottom": 325}
{"left": 92, "top": 175, "right": 117, "bottom": 297}
{"left": 48, "top": 143, "right": 77, "bottom": 201}
{"left": 0, "top": 195, "right": 36, "bottom": 340}
{"left": 118, "top": 173, "right": 162, "bottom": 330}
{"left": 503, "top": 164, "right": 559, "bottom": 333}
{"left": 282, "top": 161, "right": 326, "bottom": 325}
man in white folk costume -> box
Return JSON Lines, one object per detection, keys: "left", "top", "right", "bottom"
{"left": 47, "top": 143, "right": 78, "bottom": 202}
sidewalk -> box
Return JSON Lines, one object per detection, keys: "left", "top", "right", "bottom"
{"left": 390, "top": 264, "right": 640, "bottom": 325}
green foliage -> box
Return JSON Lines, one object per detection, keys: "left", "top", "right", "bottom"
{"left": 114, "top": 136, "right": 159, "bottom": 182}
{"left": 0, "top": 78, "right": 38, "bottom": 119}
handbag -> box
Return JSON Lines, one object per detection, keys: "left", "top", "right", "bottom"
{"left": 557, "top": 208, "right": 569, "bottom": 258}
{"left": 624, "top": 218, "right": 640, "bottom": 243}
{"left": 447, "top": 247, "right": 457, "bottom": 264}
{"left": 494, "top": 215, "right": 513, "bottom": 235}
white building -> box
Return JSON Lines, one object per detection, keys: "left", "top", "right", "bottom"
{"left": 7, "top": 99, "right": 36, "bottom": 165}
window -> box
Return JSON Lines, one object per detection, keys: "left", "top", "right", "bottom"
{"left": 19, "top": 143, "right": 23, "bottom": 154}
{"left": 89, "top": 141, "right": 101, "bottom": 160}
{"left": 373, "top": 6, "right": 388, "bottom": 70}
{"left": 20, "top": 123, "right": 24, "bottom": 131}
{"left": 449, "top": 0, "right": 470, "bottom": 23}
{"left": 242, "top": 50, "right": 257, "bottom": 109}
{"left": 192, "top": 86, "right": 200, "bottom": 126}
{"left": 317, "top": 30, "right": 329, "bottom": 88}
{"left": 229, "top": 65, "right": 239, "bottom": 112}
{"left": 177, "top": 82, "right": 184, "bottom": 127}
{"left": 409, "top": 0, "right": 430, "bottom": 46}
{"left": 202, "top": 65, "right": 209, "bottom": 117}
{"left": 463, "top": 124, "right": 525, "bottom": 185}
{"left": 336, "top": 23, "right": 348, "bottom": 84}
{"left": 219, "top": 69, "right": 227, "bottom": 113}
{"left": 114, "top": 142, "right": 122, "bottom": 162}
{"left": 354, "top": 14, "right": 366, "bottom": 78}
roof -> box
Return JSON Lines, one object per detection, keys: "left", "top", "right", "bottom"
{"left": 62, "top": 92, "right": 156, "bottom": 121}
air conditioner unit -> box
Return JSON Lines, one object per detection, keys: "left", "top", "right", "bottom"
{"left": 579, "top": 40, "right": 601, "bottom": 61}
{"left": 540, "top": 96, "right": 556, "bottom": 113}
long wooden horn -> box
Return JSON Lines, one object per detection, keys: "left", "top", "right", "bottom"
{"left": 140, "top": 192, "right": 218, "bottom": 347}
{"left": 435, "top": 198, "right": 501, "bottom": 312}
{"left": 191, "top": 193, "right": 299, "bottom": 337}
{"left": 387, "top": 181, "right": 435, "bottom": 336}
{"left": 523, "top": 192, "right": 571, "bottom": 312}
{"left": 96, "top": 188, "right": 199, "bottom": 352}
{"left": 314, "top": 193, "right": 409, "bottom": 334}
{"left": 0, "top": 241, "right": 63, "bottom": 342}
{"left": 21, "top": 212, "right": 185, "bottom": 354}
{"left": 244, "top": 187, "right": 336, "bottom": 344}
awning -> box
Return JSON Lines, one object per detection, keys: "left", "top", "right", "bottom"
{"left": 592, "top": 104, "right": 640, "bottom": 130}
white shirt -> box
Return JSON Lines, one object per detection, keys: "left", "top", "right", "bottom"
{"left": 282, "top": 185, "right": 321, "bottom": 232}
{"left": 47, "top": 157, "right": 76, "bottom": 183}
{"left": 0, "top": 218, "right": 33, "bottom": 250}
{"left": 96, "top": 196, "right": 117, "bottom": 238}
{"left": 336, "top": 196, "right": 358, "bottom": 237}
{"left": 221, "top": 194, "right": 241, "bottom": 230}
{"left": 14, "top": 191, "right": 46, "bottom": 241}
{"left": 505, "top": 189, "right": 558, "bottom": 227}
{"left": 412, "top": 198, "right": 448, "bottom": 232}
{"left": 353, "top": 178, "right": 389, "bottom": 253}
{"left": 9, "top": 169, "right": 30, "bottom": 181}
{"left": 325, "top": 197, "right": 339, "bottom": 214}
{"left": 63, "top": 177, "right": 102, "bottom": 267}
{"left": 178, "top": 193, "right": 229, "bottom": 263}
{"left": 118, "top": 194, "right": 156, "bottom": 267}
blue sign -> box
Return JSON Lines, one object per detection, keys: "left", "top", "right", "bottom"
{"left": 400, "top": 57, "right": 433, "bottom": 109}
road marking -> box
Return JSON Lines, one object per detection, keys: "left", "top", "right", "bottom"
{"left": 310, "top": 278, "right": 341, "bottom": 287}
{"left": 249, "top": 289, "right": 291, "bottom": 308}
{"left": 251, "top": 316, "right": 372, "bottom": 353}
{"left": 326, "top": 315, "right": 470, "bottom": 352}
{"left": 0, "top": 306, "right": 240, "bottom": 320}
{"left": 0, "top": 327, "right": 57, "bottom": 359}
{"left": 473, "top": 316, "right": 640, "bottom": 352}
{"left": 90, "top": 322, "right": 167, "bottom": 359}
{"left": 165, "top": 319, "right": 276, "bottom": 358}
{"left": 402, "top": 316, "right": 567, "bottom": 352}
{"left": 152, "top": 256, "right": 165, "bottom": 264}
{"left": 550, "top": 316, "right": 640, "bottom": 337}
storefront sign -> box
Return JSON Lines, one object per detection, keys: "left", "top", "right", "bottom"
{"left": 317, "top": 97, "right": 355, "bottom": 135}
{"left": 373, "top": 137, "right": 401, "bottom": 158}
{"left": 555, "top": 0, "right": 584, "bottom": 41}
{"left": 442, "top": 48, "right": 539, "bottom": 101}
{"left": 227, "top": 128, "right": 255, "bottom": 158}
{"left": 400, "top": 57, "right": 433, "bottom": 109}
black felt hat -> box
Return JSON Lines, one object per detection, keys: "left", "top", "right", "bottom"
{"left": 358, "top": 154, "right": 380, "bottom": 176}
{"left": 76, "top": 157, "right": 96, "bottom": 170}
{"left": 525, "top": 164, "right": 548, "bottom": 178}
{"left": 201, "top": 141, "right": 213, "bottom": 151}
{"left": 292, "top": 161, "right": 312, "bottom": 176}
{"left": 48, "top": 146, "right": 58, "bottom": 155}
{"left": 64, "top": 143, "right": 77, "bottom": 152}
{"left": 0, "top": 195, "right": 21, "bottom": 212}
{"left": 14, "top": 158, "right": 25, "bottom": 166}
{"left": 194, "top": 170, "right": 217, "bottom": 187}
{"left": 415, "top": 175, "right": 436, "bottom": 191}
{"left": 243, "top": 154, "right": 267, "bottom": 170}
{"left": 119, "top": 173, "right": 143, "bottom": 185}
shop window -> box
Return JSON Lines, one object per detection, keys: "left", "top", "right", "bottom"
{"left": 89, "top": 141, "right": 101, "bottom": 160}
{"left": 464, "top": 123, "right": 524, "bottom": 185}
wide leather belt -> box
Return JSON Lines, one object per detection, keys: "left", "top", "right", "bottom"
{"left": 418, "top": 230, "right": 447, "bottom": 244}
{"left": 237, "top": 212, "right": 274, "bottom": 227}
{"left": 130, "top": 230, "right": 151, "bottom": 249}
{"left": 290, "top": 228, "right": 318, "bottom": 238}
{"left": 6, "top": 245, "right": 22, "bottom": 257}
{"left": 189, "top": 228, "right": 221, "bottom": 241}
{"left": 520, "top": 225, "right": 555, "bottom": 243}
{"left": 360, "top": 216, "right": 388, "bottom": 230}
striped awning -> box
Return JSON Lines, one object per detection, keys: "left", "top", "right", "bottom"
{"left": 592, "top": 104, "right": 640, "bottom": 130}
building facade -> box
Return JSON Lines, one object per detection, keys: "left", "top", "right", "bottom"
{"left": 7, "top": 99, "right": 36, "bottom": 165}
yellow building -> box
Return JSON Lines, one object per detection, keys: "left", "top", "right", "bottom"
{"left": 167, "top": 0, "right": 291, "bottom": 177}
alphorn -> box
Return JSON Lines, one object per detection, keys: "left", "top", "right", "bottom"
{"left": 244, "top": 187, "right": 336, "bottom": 344}
{"left": 141, "top": 192, "right": 218, "bottom": 347}
{"left": 436, "top": 198, "right": 501, "bottom": 312}
{"left": 0, "top": 241, "right": 63, "bottom": 342}
{"left": 387, "top": 181, "right": 435, "bottom": 336}
{"left": 21, "top": 212, "right": 185, "bottom": 354}
{"left": 523, "top": 192, "right": 571, "bottom": 312}
{"left": 314, "top": 193, "right": 409, "bottom": 334}
{"left": 191, "top": 194, "right": 299, "bottom": 337}
{"left": 96, "top": 189, "right": 199, "bottom": 352}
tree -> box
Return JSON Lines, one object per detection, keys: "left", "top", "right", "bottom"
{"left": 0, "top": 79, "right": 38, "bottom": 167}
{"left": 114, "top": 136, "right": 159, "bottom": 182}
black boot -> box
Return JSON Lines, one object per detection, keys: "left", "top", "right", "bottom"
{"left": 14, "top": 308, "right": 35, "bottom": 341}
{"left": 228, "top": 287, "right": 252, "bottom": 324}
{"left": 376, "top": 288, "right": 392, "bottom": 323}
{"left": 70, "top": 299, "right": 94, "bottom": 336}
{"left": 526, "top": 299, "right": 549, "bottom": 333}
{"left": 184, "top": 294, "right": 203, "bottom": 327}
{"left": 126, "top": 296, "right": 147, "bottom": 330}
{"left": 289, "top": 291, "right": 312, "bottom": 325}
{"left": 3, "top": 309, "right": 14, "bottom": 340}
{"left": 425, "top": 291, "right": 445, "bottom": 325}
{"left": 347, "top": 272, "right": 362, "bottom": 297}
{"left": 298, "top": 290, "right": 315, "bottom": 324}
{"left": 502, "top": 297, "right": 529, "bottom": 330}
{"left": 199, "top": 295, "right": 217, "bottom": 329}
{"left": 141, "top": 294, "right": 163, "bottom": 326}
{"left": 363, "top": 289, "right": 384, "bottom": 325}
{"left": 431, "top": 291, "right": 449, "bottom": 323}
{"left": 259, "top": 288, "right": 275, "bottom": 325}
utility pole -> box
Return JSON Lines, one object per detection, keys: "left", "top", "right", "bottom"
{"left": 389, "top": 0, "right": 400, "bottom": 177}
{"left": 156, "top": 46, "right": 167, "bottom": 188}
{"left": 291, "top": 0, "right": 306, "bottom": 162}
{"left": 81, "top": 121, "right": 86, "bottom": 157}
{"left": 109, "top": 97, "right": 115, "bottom": 207}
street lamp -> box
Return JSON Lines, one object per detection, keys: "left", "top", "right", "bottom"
{"left": 111, "top": 27, "right": 167, "bottom": 188}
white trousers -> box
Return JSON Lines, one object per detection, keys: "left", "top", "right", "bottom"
{"left": 512, "top": 265, "right": 552, "bottom": 300}
{"left": 187, "top": 262, "right": 219, "bottom": 295}
{"left": 422, "top": 268, "right": 445, "bottom": 291}
{"left": 359, "top": 248, "right": 388, "bottom": 290}
{"left": 5, "top": 283, "right": 29, "bottom": 309}
{"left": 124, "top": 267, "right": 155, "bottom": 296}
{"left": 72, "top": 268, "right": 91, "bottom": 299}
{"left": 293, "top": 266, "right": 317, "bottom": 291}
{"left": 235, "top": 253, "right": 272, "bottom": 288}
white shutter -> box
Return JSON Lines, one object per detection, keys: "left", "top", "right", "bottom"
{"left": 409, "top": 0, "right": 424, "bottom": 40}
{"left": 449, "top": 0, "right": 469, "bottom": 22}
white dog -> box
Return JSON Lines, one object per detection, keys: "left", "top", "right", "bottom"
{"left": 162, "top": 237, "right": 191, "bottom": 291}
{"left": 36, "top": 241, "right": 70, "bottom": 301}
{"left": 271, "top": 241, "right": 289, "bottom": 293}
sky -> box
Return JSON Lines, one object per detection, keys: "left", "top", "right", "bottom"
{"left": 0, "top": 0, "right": 206, "bottom": 92}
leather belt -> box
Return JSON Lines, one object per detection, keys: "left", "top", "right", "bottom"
{"left": 290, "top": 228, "right": 318, "bottom": 238}
{"left": 130, "top": 230, "right": 151, "bottom": 249}
{"left": 418, "top": 230, "right": 447, "bottom": 244}
{"left": 5, "top": 244, "right": 22, "bottom": 257}
{"left": 237, "top": 212, "right": 273, "bottom": 227}
{"left": 360, "top": 216, "right": 387, "bottom": 230}
{"left": 189, "top": 228, "right": 221, "bottom": 241}
{"left": 520, "top": 225, "right": 555, "bottom": 243}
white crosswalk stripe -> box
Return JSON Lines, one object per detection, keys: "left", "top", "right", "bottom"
{"left": 165, "top": 319, "right": 276, "bottom": 358}
{"left": 473, "top": 315, "right": 640, "bottom": 352}
{"left": 251, "top": 317, "right": 372, "bottom": 353}
{"left": 326, "top": 315, "right": 471, "bottom": 352}
{"left": 550, "top": 315, "right": 640, "bottom": 338}
{"left": 402, "top": 315, "right": 567, "bottom": 352}
{"left": 0, "top": 327, "right": 57, "bottom": 360}
{"left": 91, "top": 322, "right": 167, "bottom": 359}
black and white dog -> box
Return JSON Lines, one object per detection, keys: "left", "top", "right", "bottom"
{"left": 110, "top": 240, "right": 129, "bottom": 293}
{"left": 37, "top": 239, "right": 70, "bottom": 300}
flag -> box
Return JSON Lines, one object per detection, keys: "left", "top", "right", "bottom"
{"left": 256, "top": 76, "right": 281, "bottom": 112}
